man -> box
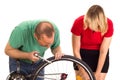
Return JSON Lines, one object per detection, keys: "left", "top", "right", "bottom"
{"left": 5, "top": 20, "right": 64, "bottom": 80}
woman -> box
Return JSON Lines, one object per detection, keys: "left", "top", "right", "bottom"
{"left": 71, "top": 5, "right": 114, "bottom": 80}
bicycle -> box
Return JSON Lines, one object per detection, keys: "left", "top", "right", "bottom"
{"left": 6, "top": 54, "right": 96, "bottom": 80}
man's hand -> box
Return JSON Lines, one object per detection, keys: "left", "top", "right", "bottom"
{"left": 54, "top": 52, "right": 64, "bottom": 60}
{"left": 28, "top": 51, "right": 39, "bottom": 62}
{"left": 51, "top": 46, "right": 64, "bottom": 60}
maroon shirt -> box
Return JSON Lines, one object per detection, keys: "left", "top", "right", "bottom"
{"left": 71, "top": 15, "right": 114, "bottom": 50}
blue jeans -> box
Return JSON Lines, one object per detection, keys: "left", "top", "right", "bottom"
{"left": 9, "top": 57, "right": 44, "bottom": 80}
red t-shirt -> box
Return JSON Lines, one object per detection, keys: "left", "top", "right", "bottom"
{"left": 71, "top": 15, "right": 114, "bottom": 50}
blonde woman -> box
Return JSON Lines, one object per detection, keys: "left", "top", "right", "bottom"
{"left": 71, "top": 5, "right": 114, "bottom": 80}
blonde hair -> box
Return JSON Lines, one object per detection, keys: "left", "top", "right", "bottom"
{"left": 84, "top": 5, "right": 108, "bottom": 35}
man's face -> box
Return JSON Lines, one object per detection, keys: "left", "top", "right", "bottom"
{"left": 37, "top": 33, "right": 54, "bottom": 48}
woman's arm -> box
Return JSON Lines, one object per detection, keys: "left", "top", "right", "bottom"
{"left": 72, "top": 34, "right": 81, "bottom": 59}
{"left": 96, "top": 37, "right": 112, "bottom": 73}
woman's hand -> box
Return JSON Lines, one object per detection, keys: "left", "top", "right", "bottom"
{"left": 94, "top": 72, "right": 100, "bottom": 80}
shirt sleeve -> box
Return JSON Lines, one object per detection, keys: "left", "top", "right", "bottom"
{"left": 71, "top": 16, "right": 84, "bottom": 36}
{"left": 9, "top": 27, "right": 24, "bottom": 49}
{"left": 50, "top": 24, "right": 60, "bottom": 49}
{"left": 104, "top": 18, "right": 114, "bottom": 37}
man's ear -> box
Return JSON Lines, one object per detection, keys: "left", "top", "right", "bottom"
{"left": 34, "top": 33, "right": 42, "bottom": 40}
{"left": 34, "top": 33, "right": 38, "bottom": 40}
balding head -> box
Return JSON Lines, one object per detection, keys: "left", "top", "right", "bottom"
{"left": 35, "top": 21, "right": 55, "bottom": 39}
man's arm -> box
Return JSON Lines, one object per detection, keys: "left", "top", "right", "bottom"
{"left": 51, "top": 46, "right": 64, "bottom": 59}
{"left": 4, "top": 43, "right": 39, "bottom": 62}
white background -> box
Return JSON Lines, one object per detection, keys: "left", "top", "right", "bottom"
{"left": 0, "top": 0, "right": 120, "bottom": 80}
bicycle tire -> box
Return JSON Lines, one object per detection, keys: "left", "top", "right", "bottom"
{"left": 32, "top": 55, "right": 96, "bottom": 80}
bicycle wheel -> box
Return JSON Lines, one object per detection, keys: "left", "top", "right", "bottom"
{"left": 32, "top": 55, "right": 95, "bottom": 80}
